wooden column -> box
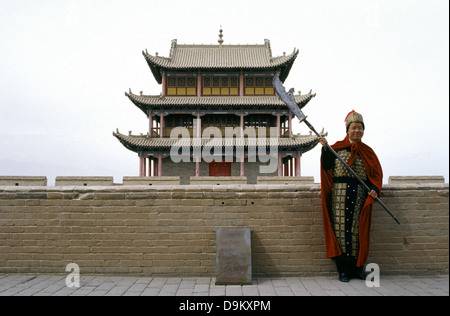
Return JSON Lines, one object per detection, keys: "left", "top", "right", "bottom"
{"left": 139, "top": 156, "right": 146, "bottom": 177}
{"left": 160, "top": 113, "right": 164, "bottom": 138}
{"left": 284, "top": 158, "right": 289, "bottom": 177}
{"left": 158, "top": 156, "right": 163, "bottom": 177}
{"left": 240, "top": 112, "right": 245, "bottom": 176}
{"left": 148, "top": 158, "right": 152, "bottom": 177}
{"left": 276, "top": 113, "right": 281, "bottom": 138}
{"left": 196, "top": 113, "right": 201, "bottom": 138}
{"left": 295, "top": 155, "right": 301, "bottom": 177}
{"left": 143, "top": 157, "right": 147, "bottom": 176}
{"left": 278, "top": 155, "right": 282, "bottom": 176}
{"left": 240, "top": 112, "right": 244, "bottom": 137}
{"left": 197, "top": 74, "right": 202, "bottom": 96}
{"left": 195, "top": 113, "right": 201, "bottom": 177}
{"left": 288, "top": 114, "right": 292, "bottom": 137}
{"left": 239, "top": 74, "right": 244, "bottom": 96}
{"left": 289, "top": 157, "right": 293, "bottom": 177}
{"left": 149, "top": 115, "right": 153, "bottom": 137}
{"left": 162, "top": 73, "right": 166, "bottom": 96}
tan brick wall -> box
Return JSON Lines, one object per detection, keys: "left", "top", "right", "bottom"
{"left": 0, "top": 183, "right": 448, "bottom": 276}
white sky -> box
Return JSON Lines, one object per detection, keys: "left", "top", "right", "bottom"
{"left": 0, "top": 0, "right": 448, "bottom": 185}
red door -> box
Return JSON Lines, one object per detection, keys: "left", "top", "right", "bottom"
{"left": 209, "top": 162, "right": 231, "bottom": 176}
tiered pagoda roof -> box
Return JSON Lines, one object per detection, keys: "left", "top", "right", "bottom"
{"left": 144, "top": 39, "right": 298, "bottom": 83}
{"left": 126, "top": 91, "right": 316, "bottom": 115}
{"left": 113, "top": 130, "right": 322, "bottom": 154}
{"left": 114, "top": 33, "right": 324, "bottom": 156}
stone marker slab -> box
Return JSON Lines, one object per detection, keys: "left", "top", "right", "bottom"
{"left": 215, "top": 227, "right": 252, "bottom": 285}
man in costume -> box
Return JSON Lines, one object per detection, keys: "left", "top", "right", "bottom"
{"left": 319, "top": 110, "right": 383, "bottom": 282}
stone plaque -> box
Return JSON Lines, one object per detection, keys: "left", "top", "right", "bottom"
{"left": 215, "top": 227, "right": 252, "bottom": 285}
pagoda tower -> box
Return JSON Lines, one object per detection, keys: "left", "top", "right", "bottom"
{"left": 114, "top": 30, "right": 322, "bottom": 184}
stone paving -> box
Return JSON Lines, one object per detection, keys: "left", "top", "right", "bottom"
{"left": 0, "top": 274, "right": 448, "bottom": 296}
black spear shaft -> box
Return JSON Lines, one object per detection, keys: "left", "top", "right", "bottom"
{"left": 273, "top": 72, "right": 400, "bottom": 225}
{"left": 304, "top": 119, "right": 400, "bottom": 225}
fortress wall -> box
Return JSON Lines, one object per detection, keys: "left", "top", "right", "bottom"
{"left": 0, "top": 183, "right": 448, "bottom": 276}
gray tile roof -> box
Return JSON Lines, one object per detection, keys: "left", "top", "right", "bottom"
{"left": 144, "top": 39, "right": 298, "bottom": 70}
{"left": 125, "top": 92, "right": 316, "bottom": 115}
{"left": 113, "top": 131, "right": 320, "bottom": 152}
{"left": 144, "top": 39, "right": 298, "bottom": 83}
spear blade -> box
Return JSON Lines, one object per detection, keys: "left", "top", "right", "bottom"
{"left": 272, "top": 72, "right": 307, "bottom": 123}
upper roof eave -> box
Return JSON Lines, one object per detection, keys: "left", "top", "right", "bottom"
{"left": 113, "top": 130, "right": 324, "bottom": 153}
{"left": 143, "top": 42, "right": 299, "bottom": 83}
{"left": 125, "top": 91, "right": 316, "bottom": 115}
{"left": 143, "top": 48, "right": 298, "bottom": 69}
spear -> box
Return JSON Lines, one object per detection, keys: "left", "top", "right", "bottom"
{"left": 273, "top": 72, "right": 400, "bottom": 225}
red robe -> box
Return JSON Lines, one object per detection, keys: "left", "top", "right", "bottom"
{"left": 320, "top": 136, "right": 383, "bottom": 267}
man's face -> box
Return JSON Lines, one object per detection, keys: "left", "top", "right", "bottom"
{"left": 348, "top": 123, "right": 364, "bottom": 143}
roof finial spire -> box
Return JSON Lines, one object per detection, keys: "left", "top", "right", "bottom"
{"left": 218, "top": 26, "right": 224, "bottom": 46}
